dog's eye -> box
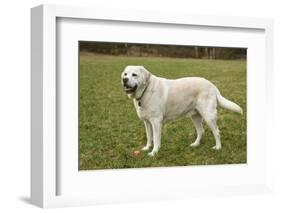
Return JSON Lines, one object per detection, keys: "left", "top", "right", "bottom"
{"left": 124, "top": 73, "right": 127, "bottom": 76}
{"left": 132, "top": 73, "right": 137, "bottom": 77}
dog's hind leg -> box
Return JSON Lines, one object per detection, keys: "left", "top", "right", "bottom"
{"left": 201, "top": 110, "right": 221, "bottom": 150}
{"left": 197, "top": 96, "right": 221, "bottom": 150}
{"left": 207, "top": 117, "right": 221, "bottom": 150}
{"left": 190, "top": 113, "right": 204, "bottom": 147}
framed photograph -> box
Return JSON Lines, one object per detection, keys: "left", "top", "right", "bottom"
{"left": 31, "top": 4, "right": 274, "bottom": 208}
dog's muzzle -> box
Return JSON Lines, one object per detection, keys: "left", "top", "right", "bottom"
{"left": 123, "top": 84, "right": 137, "bottom": 94}
{"left": 122, "top": 78, "right": 137, "bottom": 93}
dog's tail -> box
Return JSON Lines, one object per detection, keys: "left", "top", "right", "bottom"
{"left": 216, "top": 88, "right": 243, "bottom": 114}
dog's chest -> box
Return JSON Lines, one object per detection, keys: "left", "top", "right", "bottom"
{"left": 135, "top": 105, "right": 148, "bottom": 119}
{"left": 134, "top": 101, "right": 151, "bottom": 120}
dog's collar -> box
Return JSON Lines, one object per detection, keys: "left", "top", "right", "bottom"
{"left": 136, "top": 81, "right": 150, "bottom": 107}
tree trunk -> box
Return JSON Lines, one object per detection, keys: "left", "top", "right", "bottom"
{"left": 194, "top": 47, "right": 199, "bottom": 58}
{"left": 204, "top": 47, "right": 209, "bottom": 59}
{"left": 212, "top": 48, "right": 216, "bottom": 59}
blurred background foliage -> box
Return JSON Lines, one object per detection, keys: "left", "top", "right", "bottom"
{"left": 80, "top": 41, "right": 246, "bottom": 60}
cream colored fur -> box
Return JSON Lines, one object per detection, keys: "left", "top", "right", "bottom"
{"left": 121, "top": 66, "right": 242, "bottom": 156}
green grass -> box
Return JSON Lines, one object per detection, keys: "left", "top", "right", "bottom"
{"left": 79, "top": 53, "right": 247, "bottom": 170}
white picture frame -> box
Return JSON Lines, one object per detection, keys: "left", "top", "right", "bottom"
{"left": 31, "top": 4, "right": 274, "bottom": 208}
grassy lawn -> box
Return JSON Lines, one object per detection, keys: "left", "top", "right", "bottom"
{"left": 79, "top": 53, "right": 246, "bottom": 170}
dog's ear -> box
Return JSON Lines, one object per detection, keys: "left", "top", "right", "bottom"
{"left": 140, "top": 66, "right": 151, "bottom": 83}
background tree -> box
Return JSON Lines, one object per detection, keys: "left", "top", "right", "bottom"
{"left": 79, "top": 42, "right": 246, "bottom": 60}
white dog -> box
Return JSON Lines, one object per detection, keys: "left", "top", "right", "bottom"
{"left": 121, "top": 66, "right": 242, "bottom": 156}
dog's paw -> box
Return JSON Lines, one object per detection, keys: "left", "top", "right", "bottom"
{"left": 212, "top": 145, "right": 222, "bottom": 150}
{"left": 190, "top": 142, "right": 200, "bottom": 147}
{"left": 141, "top": 145, "right": 151, "bottom": 151}
{"left": 148, "top": 151, "right": 156, "bottom": 157}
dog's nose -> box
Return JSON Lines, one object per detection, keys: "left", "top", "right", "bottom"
{"left": 123, "top": 77, "right": 128, "bottom": 84}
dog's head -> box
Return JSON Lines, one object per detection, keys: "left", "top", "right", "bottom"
{"left": 121, "top": 66, "right": 151, "bottom": 98}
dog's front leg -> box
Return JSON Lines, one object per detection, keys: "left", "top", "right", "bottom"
{"left": 148, "top": 119, "right": 162, "bottom": 156}
{"left": 142, "top": 120, "right": 153, "bottom": 151}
